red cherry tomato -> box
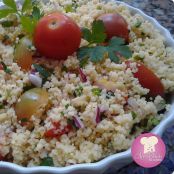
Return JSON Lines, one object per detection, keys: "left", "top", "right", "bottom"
{"left": 97, "top": 13, "right": 129, "bottom": 42}
{"left": 44, "top": 122, "right": 72, "bottom": 138}
{"left": 0, "top": 154, "right": 4, "bottom": 161}
{"left": 126, "top": 61, "right": 164, "bottom": 97}
{"left": 34, "top": 12, "right": 81, "bottom": 60}
{"left": 0, "top": 64, "right": 3, "bottom": 70}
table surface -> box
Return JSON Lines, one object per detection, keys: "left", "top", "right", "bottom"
{"left": 115, "top": 0, "right": 174, "bottom": 174}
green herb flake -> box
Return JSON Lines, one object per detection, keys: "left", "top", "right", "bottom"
{"left": 32, "top": 6, "right": 43, "bottom": 20}
{"left": 0, "top": 103, "right": 4, "bottom": 109}
{"left": 92, "top": 88, "right": 102, "bottom": 96}
{"left": 65, "top": 4, "right": 74, "bottom": 13}
{"left": 74, "top": 86, "right": 83, "bottom": 97}
{"left": 79, "top": 57, "right": 88, "bottom": 68}
{"left": 2, "top": 34, "right": 10, "bottom": 43}
{"left": 3, "top": 0, "right": 17, "bottom": 11}
{"left": 1, "top": 20, "right": 14, "bottom": 27}
{"left": 40, "top": 157, "right": 54, "bottom": 166}
{"left": 97, "top": 6, "right": 102, "bottom": 10}
{"left": 67, "top": 118, "right": 77, "bottom": 129}
{"left": 65, "top": 104, "right": 70, "bottom": 109}
{"left": 134, "top": 20, "right": 142, "bottom": 28}
{"left": 33, "top": 64, "right": 52, "bottom": 84}
{"left": 1, "top": 61, "right": 12, "bottom": 74}
{"left": 131, "top": 111, "right": 137, "bottom": 120}
{"left": 60, "top": 111, "right": 64, "bottom": 116}
{"left": 61, "top": 65, "right": 68, "bottom": 72}
{"left": 81, "top": 20, "right": 106, "bottom": 45}
{"left": 133, "top": 55, "right": 144, "bottom": 61}
{"left": 20, "top": 118, "right": 28, "bottom": 123}
{"left": 106, "top": 91, "right": 115, "bottom": 99}
{"left": 22, "top": 0, "right": 33, "bottom": 13}
{"left": 148, "top": 117, "right": 161, "bottom": 126}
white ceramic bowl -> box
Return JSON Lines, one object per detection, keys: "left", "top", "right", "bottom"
{"left": 0, "top": 1, "right": 174, "bottom": 174}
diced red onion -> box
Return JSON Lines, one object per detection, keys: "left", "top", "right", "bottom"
{"left": 73, "top": 116, "right": 84, "bottom": 129}
{"left": 95, "top": 106, "right": 101, "bottom": 124}
{"left": 79, "top": 68, "right": 87, "bottom": 82}
{"left": 29, "top": 74, "right": 42, "bottom": 87}
{"left": 30, "top": 69, "right": 37, "bottom": 74}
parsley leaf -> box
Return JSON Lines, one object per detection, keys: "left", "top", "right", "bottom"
{"left": 22, "top": 0, "right": 33, "bottom": 13}
{"left": 32, "top": 6, "right": 43, "bottom": 20}
{"left": 1, "top": 61, "right": 12, "bottom": 74}
{"left": 0, "top": 8, "right": 16, "bottom": 19}
{"left": 3, "top": 0, "right": 17, "bottom": 11}
{"left": 78, "top": 37, "right": 132, "bottom": 63}
{"left": 0, "top": 0, "right": 44, "bottom": 35}
{"left": 33, "top": 64, "right": 52, "bottom": 84}
{"left": 78, "top": 20, "right": 132, "bottom": 64}
{"left": 21, "top": 16, "right": 37, "bottom": 34}
{"left": 107, "top": 37, "right": 132, "bottom": 62}
{"left": 40, "top": 157, "right": 54, "bottom": 166}
{"left": 81, "top": 20, "right": 106, "bottom": 44}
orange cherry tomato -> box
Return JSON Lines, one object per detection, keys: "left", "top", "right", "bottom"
{"left": 14, "top": 37, "right": 33, "bottom": 71}
{"left": 34, "top": 12, "right": 81, "bottom": 60}
{"left": 126, "top": 61, "right": 164, "bottom": 97}
{"left": 97, "top": 13, "right": 129, "bottom": 42}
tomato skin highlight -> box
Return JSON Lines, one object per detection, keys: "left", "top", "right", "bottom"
{"left": 97, "top": 13, "right": 129, "bottom": 42}
{"left": 34, "top": 12, "right": 81, "bottom": 60}
{"left": 126, "top": 61, "right": 165, "bottom": 97}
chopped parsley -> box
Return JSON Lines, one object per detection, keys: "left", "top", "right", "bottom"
{"left": 106, "top": 91, "right": 115, "bottom": 99}
{"left": 134, "top": 20, "right": 142, "bottom": 28}
{"left": 0, "top": 0, "right": 44, "bottom": 35}
{"left": 65, "top": 4, "right": 74, "bottom": 13}
{"left": 74, "top": 86, "right": 83, "bottom": 97}
{"left": 133, "top": 55, "right": 144, "bottom": 61}
{"left": 1, "top": 20, "right": 14, "bottom": 27}
{"left": 20, "top": 118, "right": 28, "bottom": 123}
{"left": 67, "top": 118, "right": 77, "bottom": 129}
{"left": 131, "top": 111, "right": 137, "bottom": 120}
{"left": 147, "top": 117, "right": 161, "bottom": 127}
{"left": 60, "top": 111, "right": 64, "bottom": 116}
{"left": 2, "top": 34, "right": 11, "bottom": 44}
{"left": 92, "top": 88, "right": 102, "bottom": 96}
{"left": 1, "top": 61, "right": 12, "bottom": 74}
{"left": 65, "top": 104, "right": 70, "bottom": 109}
{"left": 77, "top": 20, "right": 132, "bottom": 64}
{"left": 33, "top": 64, "right": 52, "bottom": 84}
{"left": 0, "top": 103, "right": 4, "bottom": 109}
{"left": 40, "top": 157, "right": 54, "bottom": 166}
{"left": 61, "top": 65, "right": 68, "bottom": 72}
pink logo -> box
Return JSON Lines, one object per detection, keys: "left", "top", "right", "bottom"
{"left": 131, "top": 133, "right": 166, "bottom": 168}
